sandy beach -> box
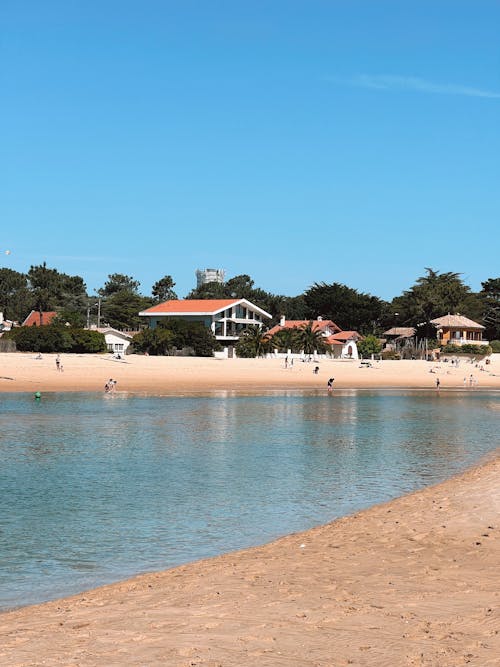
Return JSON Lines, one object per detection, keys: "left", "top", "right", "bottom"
{"left": 1, "top": 351, "right": 499, "bottom": 394}
{"left": 0, "top": 352, "right": 499, "bottom": 666}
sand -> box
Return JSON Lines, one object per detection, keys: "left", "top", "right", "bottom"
{"left": 0, "top": 351, "right": 499, "bottom": 394}
{"left": 0, "top": 352, "right": 499, "bottom": 666}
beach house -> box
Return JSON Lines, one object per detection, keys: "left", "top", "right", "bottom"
{"left": 139, "top": 298, "right": 272, "bottom": 355}
{"left": 431, "top": 314, "right": 487, "bottom": 347}
{"left": 267, "top": 316, "right": 362, "bottom": 359}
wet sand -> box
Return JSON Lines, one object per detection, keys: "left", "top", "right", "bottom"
{"left": 0, "top": 352, "right": 499, "bottom": 665}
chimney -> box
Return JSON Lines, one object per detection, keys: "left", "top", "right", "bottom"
{"left": 280, "top": 315, "right": 286, "bottom": 327}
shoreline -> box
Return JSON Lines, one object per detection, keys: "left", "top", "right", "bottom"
{"left": 1, "top": 451, "right": 499, "bottom": 665}
{"left": 1, "top": 352, "right": 499, "bottom": 664}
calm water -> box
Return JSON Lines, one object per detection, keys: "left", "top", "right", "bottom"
{"left": 0, "top": 390, "right": 498, "bottom": 610}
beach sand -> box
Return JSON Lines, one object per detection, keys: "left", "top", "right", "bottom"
{"left": 1, "top": 351, "right": 499, "bottom": 394}
{"left": 0, "top": 352, "right": 499, "bottom": 665}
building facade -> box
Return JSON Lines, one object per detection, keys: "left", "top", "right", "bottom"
{"left": 139, "top": 298, "right": 271, "bottom": 347}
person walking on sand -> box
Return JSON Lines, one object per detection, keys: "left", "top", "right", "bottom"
{"left": 327, "top": 377, "right": 335, "bottom": 392}
{"left": 55, "top": 354, "right": 61, "bottom": 371}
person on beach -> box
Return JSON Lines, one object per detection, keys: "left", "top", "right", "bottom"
{"left": 55, "top": 354, "right": 61, "bottom": 371}
{"left": 436, "top": 377, "right": 440, "bottom": 391}
{"left": 313, "top": 366, "right": 319, "bottom": 374}
{"left": 327, "top": 378, "right": 335, "bottom": 392}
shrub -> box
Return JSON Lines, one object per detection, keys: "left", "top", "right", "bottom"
{"left": 4, "top": 325, "right": 106, "bottom": 353}
{"left": 440, "top": 343, "right": 492, "bottom": 356}
{"left": 490, "top": 340, "right": 500, "bottom": 353}
{"left": 357, "top": 334, "right": 382, "bottom": 358}
{"left": 381, "top": 349, "right": 401, "bottom": 360}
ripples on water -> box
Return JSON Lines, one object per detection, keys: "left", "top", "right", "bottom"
{"left": 0, "top": 390, "right": 498, "bottom": 610}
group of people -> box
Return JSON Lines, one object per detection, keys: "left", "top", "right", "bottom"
{"left": 104, "top": 378, "right": 117, "bottom": 393}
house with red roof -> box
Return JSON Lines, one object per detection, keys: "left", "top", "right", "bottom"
{"left": 267, "top": 316, "right": 362, "bottom": 359}
{"left": 22, "top": 311, "right": 58, "bottom": 327}
{"left": 139, "top": 298, "right": 272, "bottom": 353}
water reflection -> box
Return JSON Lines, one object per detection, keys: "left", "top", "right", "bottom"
{"left": 0, "top": 390, "right": 498, "bottom": 610}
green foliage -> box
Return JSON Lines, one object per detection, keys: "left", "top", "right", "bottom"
{"left": 98, "top": 273, "right": 140, "bottom": 297}
{"left": 28, "top": 263, "right": 87, "bottom": 316}
{"left": 133, "top": 320, "right": 219, "bottom": 357}
{"left": 489, "top": 340, "right": 500, "bottom": 353}
{"left": 0, "top": 268, "right": 32, "bottom": 321}
{"left": 480, "top": 278, "right": 500, "bottom": 341}
{"left": 70, "top": 329, "right": 108, "bottom": 353}
{"left": 52, "top": 309, "right": 86, "bottom": 328}
{"left": 381, "top": 349, "right": 401, "bottom": 360}
{"left": 303, "top": 282, "right": 384, "bottom": 333}
{"left": 292, "top": 323, "right": 327, "bottom": 355}
{"left": 101, "top": 292, "right": 153, "bottom": 330}
{"left": 357, "top": 334, "right": 382, "bottom": 358}
{"left": 132, "top": 328, "right": 175, "bottom": 355}
{"left": 235, "top": 325, "right": 271, "bottom": 358}
{"left": 440, "top": 344, "right": 492, "bottom": 356}
{"left": 271, "top": 328, "right": 298, "bottom": 353}
{"left": 391, "top": 268, "right": 474, "bottom": 334}
{"left": 152, "top": 275, "right": 177, "bottom": 303}
{"left": 4, "top": 325, "right": 106, "bottom": 353}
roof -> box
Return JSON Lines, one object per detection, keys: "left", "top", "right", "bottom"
{"left": 95, "top": 327, "right": 134, "bottom": 340}
{"left": 329, "top": 331, "right": 363, "bottom": 342}
{"left": 430, "top": 314, "right": 485, "bottom": 330}
{"left": 22, "top": 311, "right": 58, "bottom": 326}
{"left": 139, "top": 298, "right": 272, "bottom": 319}
{"left": 384, "top": 327, "right": 416, "bottom": 337}
{"left": 267, "top": 319, "right": 341, "bottom": 337}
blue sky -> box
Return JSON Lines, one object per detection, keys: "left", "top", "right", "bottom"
{"left": 1, "top": 1, "right": 499, "bottom": 301}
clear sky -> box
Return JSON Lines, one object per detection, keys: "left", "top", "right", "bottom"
{"left": 1, "top": 1, "right": 499, "bottom": 301}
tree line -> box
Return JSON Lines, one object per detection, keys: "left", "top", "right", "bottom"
{"left": 1, "top": 264, "right": 499, "bottom": 342}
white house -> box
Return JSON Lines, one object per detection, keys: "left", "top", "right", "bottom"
{"left": 94, "top": 327, "right": 134, "bottom": 356}
{"left": 139, "top": 298, "right": 272, "bottom": 355}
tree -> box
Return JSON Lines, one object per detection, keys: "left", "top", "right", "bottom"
{"left": 235, "top": 325, "right": 271, "bottom": 358}
{"left": 133, "top": 320, "right": 219, "bottom": 357}
{"left": 391, "top": 268, "right": 473, "bottom": 336}
{"left": 27, "top": 263, "right": 88, "bottom": 324}
{"left": 293, "top": 323, "right": 327, "bottom": 355}
{"left": 480, "top": 278, "right": 500, "bottom": 341}
{"left": 98, "top": 273, "right": 140, "bottom": 297}
{"left": 101, "top": 291, "right": 152, "bottom": 330}
{"left": 357, "top": 334, "right": 382, "bottom": 358}
{"left": 152, "top": 275, "right": 177, "bottom": 303}
{"left": 303, "top": 282, "right": 385, "bottom": 333}
{"left": 0, "top": 268, "right": 32, "bottom": 321}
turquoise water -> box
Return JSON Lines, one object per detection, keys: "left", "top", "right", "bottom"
{"left": 0, "top": 390, "right": 498, "bottom": 611}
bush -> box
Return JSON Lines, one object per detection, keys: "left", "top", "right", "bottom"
{"left": 132, "top": 320, "right": 220, "bottom": 357}
{"left": 381, "top": 349, "right": 401, "bottom": 360}
{"left": 490, "top": 340, "right": 500, "bottom": 353}
{"left": 4, "top": 325, "right": 106, "bottom": 353}
{"left": 357, "top": 334, "right": 382, "bottom": 358}
{"left": 440, "top": 343, "right": 492, "bottom": 356}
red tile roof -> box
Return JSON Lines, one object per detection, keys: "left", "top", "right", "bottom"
{"left": 141, "top": 299, "right": 239, "bottom": 315}
{"left": 329, "top": 331, "right": 362, "bottom": 342}
{"left": 22, "top": 311, "right": 58, "bottom": 326}
{"left": 267, "top": 319, "right": 341, "bottom": 337}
